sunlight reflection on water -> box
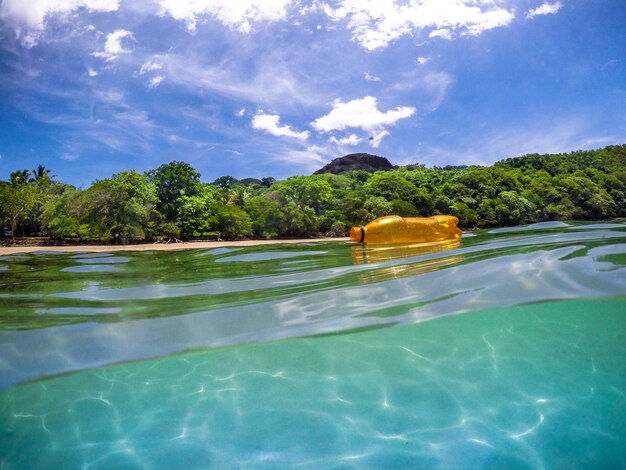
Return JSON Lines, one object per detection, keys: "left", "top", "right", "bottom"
{"left": 0, "top": 223, "right": 625, "bottom": 468}
{"left": 0, "top": 223, "right": 625, "bottom": 387}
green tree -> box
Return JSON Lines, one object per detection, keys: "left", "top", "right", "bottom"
{"left": 451, "top": 202, "right": 478, "bottom": 227}
{"left": 363, "top": 196, "right": 393, "bottom": 219}
{"left": 9, "top": 170, "right": 30, "bottom": 185}
{"left": 318, "top": 210, "right": 349, "bottom": 236}
{"left": 30, "top": 165, "right": 53, "bottom": 189}
{"left": 391, "top": 199, "right": 419, "bottom": 217}
{"left": 554, "top": 175, "right": 616, "bottom": 219}
{"left": 261, "top": 177, "right": 276, "bottom": 188}
{"left": 40, "top": 188, "right": 94, "bottom": 239}
{"left": 178, "top": 187, "right": 220, "bottom": 238}
{"left": 273, "top": 176, "right": 334, "bottom": 215}
{"left": 363, "top": 172, "right": 417, "bottom": 203}
{"left": 179, "top": 185, "right": 252, "bottom": 239}
{"left": 147, "top": 161, "right": 201, "bottom": 223}
{"left": 495, "top": 191, "right": 537, "bottom": 226}
{"left": 281, "top": 204, "right": 318, "bottom": 237}
{"left": 245, "top": 193, "right": 287, "bottom": 239}
{"left": 80, "top": 171, "right": 158, "bottom": 242}
{"left": 212, "top": 175, "right": 239, "bottom": 188}
{"left": 0, "top": 181, "right": 38, "bottom": 235}
{"left": 214, "top": 203, "right": 253, "bottom": 239}
{"left": 245, "top": 192, "right": 318, "bottom": 238}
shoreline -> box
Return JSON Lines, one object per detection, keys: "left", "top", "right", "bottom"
{"left": 0, "top": 237, "right": 351, "bottom": 255}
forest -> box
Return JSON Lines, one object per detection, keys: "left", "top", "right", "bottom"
{"left": 1, "top": 144, "right": 624, "bottom": 243}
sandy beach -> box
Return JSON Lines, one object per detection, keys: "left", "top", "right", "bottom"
{"left": 0, "top": 238, "right": 351, "bottom": 256}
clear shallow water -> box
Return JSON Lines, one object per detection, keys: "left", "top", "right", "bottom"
{"left": 1, "top": 222, "right": 625, "bottom": 468}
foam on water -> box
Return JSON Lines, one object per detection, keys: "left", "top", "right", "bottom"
{"left": 0, "top": 222, "right": 625, "bottom": 468}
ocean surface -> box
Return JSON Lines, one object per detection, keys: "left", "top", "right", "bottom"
{"left": 1, "top": 221, "right": 625, "bottom": 469}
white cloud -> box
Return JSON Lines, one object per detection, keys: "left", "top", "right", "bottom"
{"left": 322, "top": 0, "right": 515, "bottom": 50}
{"left": 369, "top": 130, "right": 390, "bottom": 148}
{"left": 87, "top": 67, "right": 99, "bottom": 77}
{"left": 95, "top": 88, "right": 125, "bottom": 105}
{"left": 1, "top": 0, "right": 119, "bottom": 30}
{"left": 91, "top": 29, "right": 135, "bottom": 61}
{"left": 139, "top": 59, "right": 163, "bottom": 75}
{"left": 422, "top": 71, "right": 453, "bottom": 110}
{"left": 158, "top": 52, "right": 324, "bottom": 108}
{"left": 330, "top": 134, "right": 362, "bottom": 146}
{"left": 237, "top": 108, "right": 246, "bottom": 117}
{"left": 417, "top": 56, "right": 430, "bottom": 65}
{"left": 312, "top": 96, "right": 415, "bottom": 133}
{"left": 526, "top": 2, "right": 563, "bottom": 19}
{"left": 364, "top": 72, "right": 381, "bottom": 82}
{"left": 148, "top": 76, "right": 165, "bottom": 88}
{"left": 429, "top": 28, "right": 453, "bottom": 40}
{"left": 272, "top": 146, "right": 328, "bottom": 173}
{"left": 313, "top": 96, "right": 415, "bottom": 148}
{"left": 158, "top": 0, "right": 294, "bottom": 33}
{"left": 252, "top": 113, "right": 309, "bottom": 140}
{"left": 137, "top": 58, "right": 165, "bottom": 88}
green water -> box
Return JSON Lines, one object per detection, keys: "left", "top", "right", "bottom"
{"left": 1, "top": 222, "right": 625, "bottom": 468}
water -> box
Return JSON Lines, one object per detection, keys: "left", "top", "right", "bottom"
{"left": 1, "top": 222, "right": 625, "bottom": 469}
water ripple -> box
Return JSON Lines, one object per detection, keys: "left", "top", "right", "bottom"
{"left": 0, "top": 224, "right": 624, "bottom": 387}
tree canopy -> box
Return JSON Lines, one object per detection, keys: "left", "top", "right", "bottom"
{"left": 1, "top": 144, "right": 624, "bottom": 243}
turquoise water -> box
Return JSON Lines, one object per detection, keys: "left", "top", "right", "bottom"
{"left": 1, "top": 222, "right": 625, "bottom": 468}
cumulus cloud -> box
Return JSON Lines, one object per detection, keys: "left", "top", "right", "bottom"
{"left": 322, "top": 0, "right": 515, "bottom": 50}
{"left": 91, "top": 29, "right": 135, "bottom": 61}
{"left": 312, "top": 96, "right": 414, "bottom": 132}
{"left": 1, "top": 0, "right": 119, "bottom": 46}
{"left": 526, "top": 2, "right": 563, "bottom": 19}
{"left": 429, "top": 28, "right": 453, "bottom": 40}
{"left": 252, "top": 113, "right": 310, "bottom": 140}
{"left": 312, "top": 96, "right": 415, "bottom": 148}
{"left": 1, "top": 0, "right": 119, "bottom": 29}
{"left": 158, "top": 0, "right": 294, "bottom": 33}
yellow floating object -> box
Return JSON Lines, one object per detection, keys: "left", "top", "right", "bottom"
{"left": 349, "top": 215, "right": 462, "bottom": 244}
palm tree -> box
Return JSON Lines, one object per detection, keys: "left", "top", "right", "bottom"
{"left": 29, "top": 165, "right": 55, "bottom": 192}
{"left": 33, "top": 164, "right": 48, "bottom": 177}
{"left": 31, "top": 165, "right": 53, "bottom": 182}
{"left": 9, "top": 170, "right": 30, "bottom": 185}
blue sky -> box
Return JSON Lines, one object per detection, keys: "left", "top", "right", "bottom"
{"left": 1, "top": 0, "right": 624, "bottom": 187}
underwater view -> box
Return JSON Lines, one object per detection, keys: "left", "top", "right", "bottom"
{"left": 1, "top": 222, "right": 625, "bottom": 469}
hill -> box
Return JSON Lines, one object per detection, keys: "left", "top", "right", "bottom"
{"left": 314, "top": 153, "right": 394, "bottom": 174}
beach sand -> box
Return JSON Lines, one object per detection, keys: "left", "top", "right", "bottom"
{"left": 0, "top": 238, "right": 351, "bottom": 256}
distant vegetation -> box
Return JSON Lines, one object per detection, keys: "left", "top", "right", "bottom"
{"left": 1, "top": 145, "right": 624, "bottom": 243}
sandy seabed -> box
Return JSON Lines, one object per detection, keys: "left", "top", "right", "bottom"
{"left": 0, "top": 238, "right": 351, "bottom": 256}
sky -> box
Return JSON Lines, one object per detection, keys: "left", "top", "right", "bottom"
{"left": 0, "top": 0, "right": 624, "bottom": 187}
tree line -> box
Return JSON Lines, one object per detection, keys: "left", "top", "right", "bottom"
{"left": 1, "top": 145, "right": 624, "bottom": 243}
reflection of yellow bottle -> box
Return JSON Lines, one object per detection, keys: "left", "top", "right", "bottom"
{"left": 351, "top": 239, "right": 461, "bottom": 264}
{"left": 350, "top": 215, "right": 462, "bottom": 244}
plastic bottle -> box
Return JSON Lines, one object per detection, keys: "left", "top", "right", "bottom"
{"left": 349, "top": 215, "right": 462, "bottom": 244}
